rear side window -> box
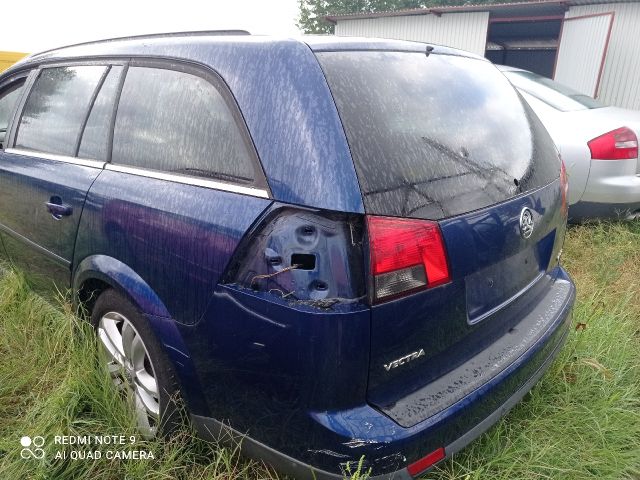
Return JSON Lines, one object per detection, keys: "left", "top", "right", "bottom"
{"left": 112, "top": 66, "right": 256, "bottom": 183}
{"left": 16, "top": 66, "right": 106, "bottom": 156}
{"left": 316, "top": 51, "right": 559, "bottom": 220}
{"left": 79, "top": 66, "right": 123, "bottom": 160}
{"left": 0, "top": 79, "right": 25, "bottom": 148}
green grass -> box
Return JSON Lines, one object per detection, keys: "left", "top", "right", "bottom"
{"left": 0, "top": 221, "right": 639, "bottom": 480}
{"left": 429, "top": 221, "right": 640, "bottom": 480}
{"left": 0, "top": 269, "right": 279, "bottom": 480}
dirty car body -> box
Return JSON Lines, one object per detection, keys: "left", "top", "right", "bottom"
{"left": 0, "top": 34, "right": 575, "bottom": 478}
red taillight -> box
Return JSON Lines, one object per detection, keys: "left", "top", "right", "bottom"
{"left": 367, "top": 215, "right": 450, "bottom": 303}
{"left": 407, "top": 447, "right": 445, "bottom": 476}
{"left": 588, "top": 127, "right": 638, "bottom": 160}
{"left": 560, "top": 159, "right": 568, "bottom": 216}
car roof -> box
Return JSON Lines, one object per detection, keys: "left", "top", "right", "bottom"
{"left": 302, "top": 35, "right": 483, "bottom": 58}
{"left": 12, "top": 31, "right": 483, "bottom": 71}
{"left": 0, "top": 31, "right": 488, "bottom": 216}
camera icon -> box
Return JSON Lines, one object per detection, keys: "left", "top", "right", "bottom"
{"left": 20, "top": 436, "right": 45, "bottom": 460}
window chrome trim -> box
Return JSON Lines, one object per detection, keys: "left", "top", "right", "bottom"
{"left": 5, "top": 148, "right": 106, "bottom": 169}
{"left": 3, "top": 148, "right": 270, "bottom": 198}
{"left": 104, "top": 163, "right": 270, "bottom": 198}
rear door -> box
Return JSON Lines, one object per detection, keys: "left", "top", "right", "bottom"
{"left": 73, "top": 60, "right": 272, "bottom": 326}
{"left": 0, "top": 63, "right": 123, "bottom": 291}
{"left": 317, "top": 50, "right": 565, "bottom": 419}
{"left": 0, "top": 72, "right": 28, "bottom": 262}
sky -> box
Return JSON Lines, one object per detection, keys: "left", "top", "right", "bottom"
{"left": 1, "top": 0, "right": 302, "bottom": 53}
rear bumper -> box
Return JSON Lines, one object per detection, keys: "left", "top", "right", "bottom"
{"left": 191, "top": 268, "right": 575, "bottom": 479}
{"left": 569, "top": 199, "right": 640, "bottom": 221}
{"left": 575, "top": 159, "right": 640, "bottom": 216}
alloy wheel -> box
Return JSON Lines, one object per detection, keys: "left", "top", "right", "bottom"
{"left": 97, "top": 311, "right": 160, "bottom": 438}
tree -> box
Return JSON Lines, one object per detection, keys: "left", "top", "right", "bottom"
{"left": 297, "top": 0, "right": 532, "bottom": 34}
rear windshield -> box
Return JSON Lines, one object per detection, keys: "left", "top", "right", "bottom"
{"left": 316, "top": 51, "right": 560, "bottom": 220}
{"left": 503, "top": 70, "right": 605, "bottom": 112}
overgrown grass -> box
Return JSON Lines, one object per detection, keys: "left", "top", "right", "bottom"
{"left": 0, "top": 221, "right": 638, "bottom": 480}
{"left": 430, "top": 220, "right": 640, "bottom": 480}
{"left": 0, "top": 269, "right": 279, "bottom": 479}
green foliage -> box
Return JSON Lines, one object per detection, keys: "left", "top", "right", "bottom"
{"left": 0, "top": 268, "right": 278, "bottom": 480}
{"left": 343, "top": 456, "right": 372, "bottom": 479}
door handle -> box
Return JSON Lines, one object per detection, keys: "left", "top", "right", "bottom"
{"left": 45, "top": 196, "right": 73, "bottom": 219}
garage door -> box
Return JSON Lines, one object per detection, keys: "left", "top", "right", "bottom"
{"left": 554, "top": 12, "right": 614, "bottom": 97}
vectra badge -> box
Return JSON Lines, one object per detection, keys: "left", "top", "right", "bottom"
{"left": 519, "top": 208, "right": 534, "bottom": 239}
{"left": 384, "top": 349, "right": 425, "bottom": 371}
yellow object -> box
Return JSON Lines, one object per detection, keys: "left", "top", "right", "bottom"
{"left": 0, "top": 51, "right": 29, "bottom": 72}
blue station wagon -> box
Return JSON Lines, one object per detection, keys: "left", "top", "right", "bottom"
{"left": 0, "top": 32, "right": 576, "bottom": 479}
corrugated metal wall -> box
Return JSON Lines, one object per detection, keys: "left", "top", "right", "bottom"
{"left": 554, "top": 13, "right": 613, "bottom": 97}
{"left": 333, "top": 2, "right": 640, "bottom": 110}
{"left": 565, "top": 2, "right": 640, "bottom": 109}
{"left": 334, "top": 12, "right": 489, "bottom": 56}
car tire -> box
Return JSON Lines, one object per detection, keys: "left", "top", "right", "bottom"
{"left": 90, "top": 288, "right": 182, "bottom": 438}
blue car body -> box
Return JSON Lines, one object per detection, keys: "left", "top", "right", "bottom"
{"left": 0, "top": 33, "right": 575, "bottom": 478}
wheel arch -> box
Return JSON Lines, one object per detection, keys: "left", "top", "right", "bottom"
{"left": 73, "top": 254, "right": 171, "bottom": 318}
{"left": 73, "top": 254, "right": 211, "bottom": 417}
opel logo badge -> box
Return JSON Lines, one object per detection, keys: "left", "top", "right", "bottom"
{"left": 519, "top": 208, "right": 534, "bottom": 239}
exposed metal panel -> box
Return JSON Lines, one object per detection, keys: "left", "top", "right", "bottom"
{"left": 565, "top": 3, "right": 640, "bottom": 110}
{"left": 554, "top": 13, "right": 613, "bottom": 96}
{"left": 334, "top": 12, "right": 490, "bottom": 56}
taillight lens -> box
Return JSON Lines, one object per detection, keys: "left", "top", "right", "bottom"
{"left": 588, "top": 127, "right": 638, "bottom": 160}
{"left": 560, "top": 159, "right": 568, "bottom": 217}
{"left": 407, "top": 447, "right": 445, "bottom": 476}
{"left": 367, "top": 216, "right": 450, "bottom": 303}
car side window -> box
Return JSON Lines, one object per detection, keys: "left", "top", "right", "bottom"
{"left": 15, "top": 65, "right": 106, "bottom": 156}
{"left": 79, "top": 66, "right": 124, "bottom": 161}
{"left": 0, "top": 79, "right": 26, "bottom": 149}
{"left": 112, "top": 66, "right": 256, "bottom": 183}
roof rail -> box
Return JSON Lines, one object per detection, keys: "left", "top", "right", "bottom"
{"left": 29, "top": 30, "right": 251, "bottom": 58}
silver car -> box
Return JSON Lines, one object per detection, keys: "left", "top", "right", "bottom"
{"left": 499, "top": 65, "right": 640, "bottom": 221}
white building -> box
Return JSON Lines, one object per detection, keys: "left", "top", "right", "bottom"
{"left": 327, "top": 0, "right": 640, "bottom": 110}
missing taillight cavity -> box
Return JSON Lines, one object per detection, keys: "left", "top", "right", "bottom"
{"left": 588, "top": 127, "right": 638, "bottom": 160}
{"left": 291, "top": 253, "right": 316, "bottom": 270}
{"left": 223, "top": 207, "right": 366, "bottom": 304}
{"left": 367, "top": 216, "right": 451, "bottom": 303}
